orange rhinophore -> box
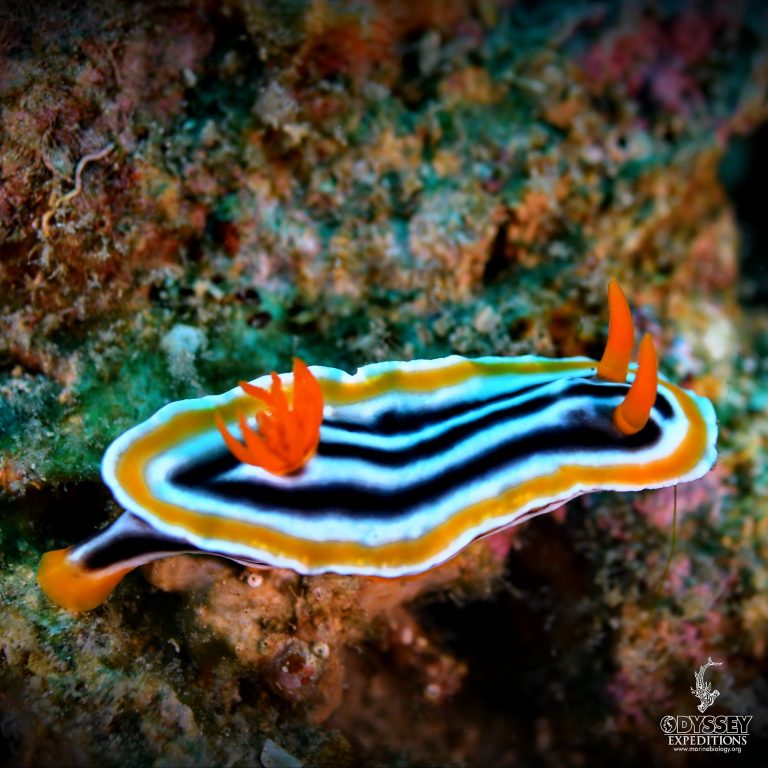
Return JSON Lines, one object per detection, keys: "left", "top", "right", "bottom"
{"left": 597, "top": 278, "right": 634, "bottom": 383}
{"left": 215, "top": 358, "right": 324, "bottom": 475}
{"left": 613, "top": 333, "right": 658, "bottom": 435}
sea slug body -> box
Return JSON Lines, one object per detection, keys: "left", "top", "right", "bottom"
{"left": 38, "top": 280, "right": 718, "bottom": 611}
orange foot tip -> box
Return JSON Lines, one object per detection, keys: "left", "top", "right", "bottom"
{"left": 37, "top": 547, "right": 132, "bottom": 612}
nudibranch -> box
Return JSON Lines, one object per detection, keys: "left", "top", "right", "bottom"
{"left": 38, "top": 280, "right": 718, "bottom": 611}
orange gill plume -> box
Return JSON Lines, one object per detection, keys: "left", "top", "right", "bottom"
{"left": 613, "top": 333, "right": 658, "bottom": 435}
{"left": 215, "top": 358, "right": 324, "bottom": 475}
{"left": 597, "top": 278, "right": 634, "bottom": 383}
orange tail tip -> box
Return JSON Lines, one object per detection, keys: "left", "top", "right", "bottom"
{"left": 597, "top": 279, "right": 634, "bottom": 383}
{"left": 37, "top": 547, "right": 132, "bottom": 612}
{"left": 613, "top": 333, "right": 659, "bottom": 436}
{"left": 216, "top": 357, "right": 324, "bottom": 476}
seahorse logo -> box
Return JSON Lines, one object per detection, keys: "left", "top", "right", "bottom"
{"left": 691, "top": 657, "right": 722, "bottom": 713}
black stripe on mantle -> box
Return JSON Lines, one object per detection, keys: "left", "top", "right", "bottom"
{"left": 164, "top": 380, "right": 673, "bottom": 520}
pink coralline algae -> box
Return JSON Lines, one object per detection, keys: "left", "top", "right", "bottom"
{"left": 581, "top": 10, "right": 726, "bottom": 114}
